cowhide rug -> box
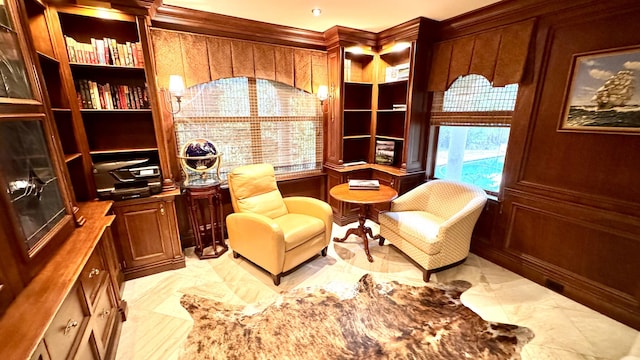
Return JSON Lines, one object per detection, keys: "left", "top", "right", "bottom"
{"left": 179, "top": 274, "right": 534, "bottom": 359}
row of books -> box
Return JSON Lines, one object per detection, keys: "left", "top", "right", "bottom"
{"left": 64, "top": 36, "right": 144, "bottom": 68}
{"left": 75, "top": 79, "right": 149, "bottom": 110}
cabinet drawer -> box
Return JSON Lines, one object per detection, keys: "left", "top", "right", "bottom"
{"left": 74, "top": 333, "right": 99, "bottom": 360}
{"left": 93, "top": 282, "right": 116, "bottom": 353}
{"left": 43, "top": 284, "right": 88, "bottom": 360}
{"left": 80, "top": 249, "right": 107, "bottom": 308}
{"left": 372, "top": 170, "right": 395, "bottom": 187}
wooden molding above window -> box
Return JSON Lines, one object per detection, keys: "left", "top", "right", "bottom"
{"left": 427, "top": 18, "right": 536, "bottom": 91}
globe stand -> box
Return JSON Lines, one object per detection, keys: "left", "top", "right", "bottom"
{"left": 178, "top": 139, "right": 227, "bottom": 260}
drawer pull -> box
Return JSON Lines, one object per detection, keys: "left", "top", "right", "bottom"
{"left": 88, "top": 268, "right": 100, "bottom": 278}
{"left": 64, "top": 319, "right": 78, "bottom": 335}
{"left": 100, "top": 309, "right": 111, "bottom": 319}
{"left": 160, "top": 204, "right": 165, "bottom": 216}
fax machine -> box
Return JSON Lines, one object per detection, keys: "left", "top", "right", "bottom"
{"left": 93, "top": 158, "right": 162, "bottom": 200}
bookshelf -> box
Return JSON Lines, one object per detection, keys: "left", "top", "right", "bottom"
{"left": 46, "top": 6, "right": 161, "bottom": 200}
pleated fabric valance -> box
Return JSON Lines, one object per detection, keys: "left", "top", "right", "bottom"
{"left": 427, "top": 19, "right": 536, "bottom": 91}
{"left": 150, "top": 28, "right": 328, "bottom": 95}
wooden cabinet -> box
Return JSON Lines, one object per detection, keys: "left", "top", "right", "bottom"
{"left": 112, "top": 190, "right": 185, "bottom": 280}
{"left": 0, "top": 201, "right": 125, "bottom": 360}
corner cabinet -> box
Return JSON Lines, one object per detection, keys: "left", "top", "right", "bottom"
{"left": 324, "top": 19, "right": 437, "bottom": 224}
{"left": 112, "top": 189, "right": 185, "bottom": 280}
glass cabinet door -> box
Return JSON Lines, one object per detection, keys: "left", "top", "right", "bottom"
{"left": 0, "top": 118, "right": 66, "bottom": 251}
{"left": 0, "top": 0, "right": 32, "bottom": 99}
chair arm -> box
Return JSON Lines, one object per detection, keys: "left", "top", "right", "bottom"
{"left": 437, "top": 198, "right": 487, "bottom": 244}
{"left": 226, "top": 212, "right": 285, "bottom": 274}
{"left": 283, "top": 197, "right": 333, "bottom": 244}
{"left": 390, "top": 182, "right": 431, "bottom": 212}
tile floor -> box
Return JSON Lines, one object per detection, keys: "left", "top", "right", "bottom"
{"left": 115, "top": 221, "right": 640, "bottom": 360}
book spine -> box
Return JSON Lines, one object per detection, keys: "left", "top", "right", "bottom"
{"left": 81, "top": 80, "right": 93, "bottom": 109}
{"left": 111, "top": 39, "right": 120, "bottom": 66}
{"left": 130, "top": 42, "right": 138, "bottom": 67}
{"left": 117, "top": 43, "right": 125, "bottom": 67}
{"left": 90, "top": 81, "right": 101, "bottom": 109}
{"left": 64, "top": 36, "right": 77, "bottom": 63}
{"left": 95, "top": 39, "right": 105, "bottom": 64}
{"left": 136, "top": 42, "right": 144, "bottom": 66}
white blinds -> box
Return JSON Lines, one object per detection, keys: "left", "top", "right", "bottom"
{"left": 174, "top": 77, "right": 323, "bottom": 180}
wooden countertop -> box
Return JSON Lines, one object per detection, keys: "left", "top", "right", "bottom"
{"left": 0, "top": 200, "right": 114, "bottom": 359}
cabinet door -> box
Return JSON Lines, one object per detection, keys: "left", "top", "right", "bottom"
{"left": 113, "top": 198, "right": 179, "bottom": 272}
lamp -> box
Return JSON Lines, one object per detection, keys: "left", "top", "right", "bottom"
{"left": 167, "top": 75, "right": 185, "bottom": 115}
{"left": 317, "top": 85, "right": 329, "bottom": 104}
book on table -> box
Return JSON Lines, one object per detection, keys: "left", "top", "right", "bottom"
{"left": 348, "top": 179, "right": 380, "bottom": 190}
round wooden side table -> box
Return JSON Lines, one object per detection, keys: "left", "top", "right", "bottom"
{"left": 329, "top": 183, "right": 398, "bottom": 262}
{"left": 183, "top": 179, "right": 228, "bottom": 259}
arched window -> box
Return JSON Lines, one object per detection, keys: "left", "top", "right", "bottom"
{"left": 173, "top": 77, "right": 323, "bottom": 180}
{"left": 430, "top": 74, "right": 519, "bottom": 194}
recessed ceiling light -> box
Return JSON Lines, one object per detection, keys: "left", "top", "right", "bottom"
{"left": 311, "top": 8, "right": 322, "bottom": 16}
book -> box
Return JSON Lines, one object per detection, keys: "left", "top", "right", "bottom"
{"left": 348, "top": 179, "right": 380, "bottom": 190}
{"left": 375, "top": 140, "right": 395, "bottom": 165}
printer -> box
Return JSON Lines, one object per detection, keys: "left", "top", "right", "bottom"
{"left": 93, "top": 158, "right": 162, "bottom": 200}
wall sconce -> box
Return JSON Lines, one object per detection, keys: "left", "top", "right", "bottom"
{"left": 167, "top": 75, "right": 185, "bottom": 115}
{"left": 317, "top": 85, "right": 329, "bottom": 105}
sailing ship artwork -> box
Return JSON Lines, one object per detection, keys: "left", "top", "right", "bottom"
{"left": 562, "top": 47, "right": 640, "bottom": 133}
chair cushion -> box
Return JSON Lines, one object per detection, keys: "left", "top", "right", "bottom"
{"left": 273, "top": 213, "right": 325, "bottom": 251}
{"left": 228, "top": 163, "right": 288, "bottom": 218}
{"left": 379, "top": 211, "right": 445, "bottom": 255}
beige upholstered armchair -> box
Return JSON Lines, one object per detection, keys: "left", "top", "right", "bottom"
{"left": 226, "top": 164, "right": 333, "bottom": 285}
{"left": 378, "top": 180, "right": 487, "bottom": 282}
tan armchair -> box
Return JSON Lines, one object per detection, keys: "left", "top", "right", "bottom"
{"left": 226, "top": 164, "right": 333, "bottom": 285}
{"left": 378, "top": 180, "right": 487, "bottom": 282}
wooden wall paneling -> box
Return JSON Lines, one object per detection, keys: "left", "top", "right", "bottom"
{"left": 493, "top": 19, "right": 535, "bottom": 86}
{"left": 325, "top": 48, "right": 342, "bottom": 165}
{"left": 517, "top": 11, "right": 640, "bottom": 210}
{"left": 499, "top": 190, "right": 640, "bottom": 328}
{"left": 179, "top": 33, "right": 210, "bottom": 87}
{"left": 140, "top": 17, "right": 176, "bottom": 189}
{"left": 274, "top": 46, "right": 294, "bottom": 87}
{"left": 207, "top": 37, "right": 233, "bottom": 81}
{"left": 294, "top": 49, "right": 312, "bottom": 93}
{"left": 231, "top": 41, "right": 255, "bottom": 78}
{"left": 150, "top": 29, "right": 184, "bottom": 90}
{"left": 253, "top": 43, "right": 276, "bottom": 81}
{"left": 311, "top": 51, "right": 328, "bottom": 94}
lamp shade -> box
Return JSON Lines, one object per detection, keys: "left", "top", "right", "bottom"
{"left": 169, "top": 75, "right": 185, "bottom": 96}
{"left": 317, "top": 85, "right": 329, "bottom": 102}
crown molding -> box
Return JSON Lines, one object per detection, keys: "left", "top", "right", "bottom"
{"left": 151, "top": 4, "right": 326, "bottom": 50}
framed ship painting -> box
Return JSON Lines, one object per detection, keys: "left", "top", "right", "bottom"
{"left": 560, "top": 46, "right": 640, "bottom": 134}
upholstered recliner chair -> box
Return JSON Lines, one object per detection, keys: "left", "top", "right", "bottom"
{"left": 378, "top": 179, "right": 487, "bottom": 282}
{"left": 226, "top": 164, "right": 333, "bottom": 285}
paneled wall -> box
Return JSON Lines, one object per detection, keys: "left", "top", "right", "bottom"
{"left": 457, "top": 0, "right": 640, "bottom": 329}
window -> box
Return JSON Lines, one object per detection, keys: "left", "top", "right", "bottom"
{"left": 431, "top": 75, "right": 518, "bottom": 194}
{"left": 173, "top": 78, "right": 323, "bottom": 180}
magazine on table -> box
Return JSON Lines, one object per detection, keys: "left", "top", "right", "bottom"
{"left": 348, "top": 179, "right": 380, "bottom": 190}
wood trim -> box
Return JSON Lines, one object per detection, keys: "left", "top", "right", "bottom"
{"left": 151, "top": 4, "right": 326, "bottom": 50}
{"left": 323, "top": 25, "right": 377, "bottom": 51}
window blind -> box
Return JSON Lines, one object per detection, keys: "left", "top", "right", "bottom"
{"left": 174, "top": 77, "right": 323, "bottom": 180}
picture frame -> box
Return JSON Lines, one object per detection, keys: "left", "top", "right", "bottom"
{"left": 559, "top": 46, "right": 640, "bottom": 134}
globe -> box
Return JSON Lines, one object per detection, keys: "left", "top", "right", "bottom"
{"left": 179, "top": 138, "right": 222, "bottom": 184}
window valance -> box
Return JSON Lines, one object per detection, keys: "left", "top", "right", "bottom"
{"left": 427, "top": 19, "right": 536, "bottom": 91}
{"left": 150, "top": 28, "right": 328, "bottom": 94}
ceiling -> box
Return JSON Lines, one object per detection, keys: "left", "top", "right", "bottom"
{"left": 161, "top": 0, "right": 504, "bottom": 33}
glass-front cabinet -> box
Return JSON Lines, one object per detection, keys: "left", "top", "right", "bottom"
{"left": 0, "top": 0, "right": 75, "bottom": 315}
